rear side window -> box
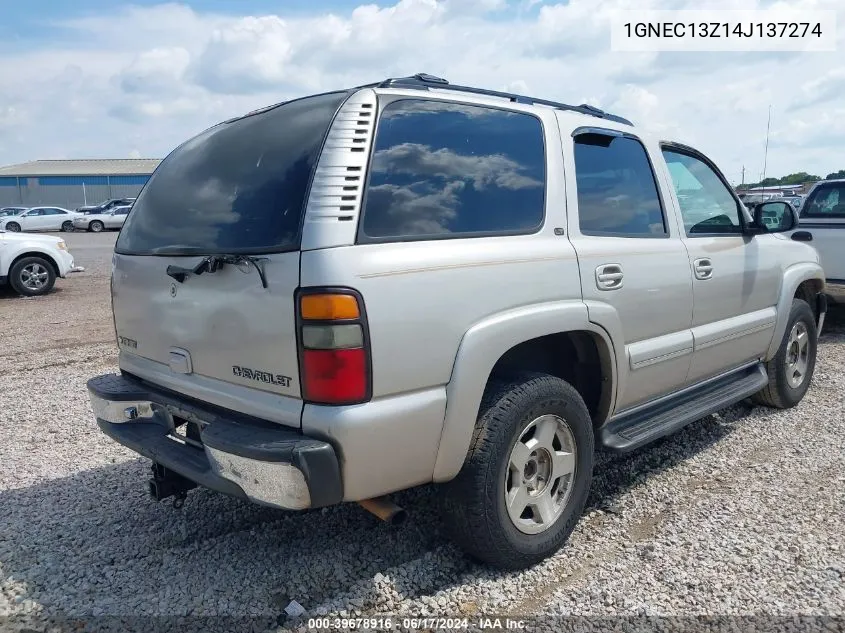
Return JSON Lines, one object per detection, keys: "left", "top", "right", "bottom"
{"left": 116, "top": 91, "right": 348, "bottom": 255}
{"left": 359, "top": 99, "right": 545, "bottom": 241}
{"left": 802, "top": 183, "right": 845, "bottom": 218}
{"left": 573, "top": 133, "right": 666, "bottom": 236}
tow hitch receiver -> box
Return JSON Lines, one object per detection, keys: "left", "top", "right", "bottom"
{"left": 148, "top": 462, "right": 197, "bottom": 507}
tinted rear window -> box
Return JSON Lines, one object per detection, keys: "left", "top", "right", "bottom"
{"left": 574, "top": 133, "right": 666, "bottom": 236}
{"left": 116, "top": 91, "right": 348, "bottom": 255}
{"left": 359, "top": 98, "right": 545, "bottom": 241}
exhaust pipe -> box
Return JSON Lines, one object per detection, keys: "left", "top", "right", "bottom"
{"left": 358, "top": 496, "right": 407, "bottom": 526}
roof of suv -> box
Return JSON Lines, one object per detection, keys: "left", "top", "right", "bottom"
{"left": 225, "top": 73, "right": 634, "bottom": 130}
{"left": 360, "top": 73, "right": 633, "bottom": 126}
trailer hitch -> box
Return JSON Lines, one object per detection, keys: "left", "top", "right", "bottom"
{"left": 148, "top": 463, "right": 196, "bottom": 508}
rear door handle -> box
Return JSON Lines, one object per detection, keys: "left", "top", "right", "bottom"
{"left": 595, "top": 263, "right": 624, "bottom": 290}
{"left": 792, "top": 231, "right": 813, "bottom": 242}
{"left": 694, "top": 258, "right": 713, "bottom": 280}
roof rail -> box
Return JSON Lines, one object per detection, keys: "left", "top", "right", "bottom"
{"left": 375, "top": 73, "right": 633, "bottom": 126}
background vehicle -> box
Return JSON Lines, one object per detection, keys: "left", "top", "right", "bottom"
{"left": 0, "top": 228, "right": 79, "bottom": 296}
{"left": 76, "top": 198, "right": 135, "bottom": 214}
{"left": 73, "top": 205, "right": 131, "bottom": 232}
{"left": 782, "top": 195, "right": 804, "bottom": 211}
{"left": 86, "top": 74, "right": 826, "bottom": 571}
{"left": 787, "top": 179, "right": 845, "bottom": 303}
{"left": 0, "top": 206, "right": 80, "bottom": 232}
{"left": 0, "top": 207, "right": 28, "bottom": 218}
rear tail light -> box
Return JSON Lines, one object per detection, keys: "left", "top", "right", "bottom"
{"left": 298, "top": 290, "right": 371, "bottom": 405}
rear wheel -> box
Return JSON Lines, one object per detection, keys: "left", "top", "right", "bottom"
{"left": 89, "top": 220, "right": 104, "bottom": 233}
{"left": 6, "top": 222, "right": 21, "bottom": 232}
{"left": 61, "top": 220, "right": 74, "bottom": 232}
{"left": 9, "top": 256, "right": 56, "bottom": 297}
{"left": 441, "top": 373, "right": 594, "bottom": 570}
{"left": 752, "top": 298, "right": 817, "bottom": 408}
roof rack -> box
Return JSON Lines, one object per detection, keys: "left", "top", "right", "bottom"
{"left": 374, "top": 73, "right": 633, "bottom": 126}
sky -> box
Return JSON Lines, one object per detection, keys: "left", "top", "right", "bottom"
{"left": 0, "top": 0, "right": 843, "bottom": 185}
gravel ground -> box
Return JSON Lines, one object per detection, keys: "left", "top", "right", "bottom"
{"left": 0, "top": 231, "right": 843, "bottom": 633}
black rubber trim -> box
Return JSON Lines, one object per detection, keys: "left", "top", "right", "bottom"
{"left": 87, "top": 373, "right": 343, "bottom": 508}
{"left": 0, "top": 275, "right": 7, "bottom": 285}
{"left": 817, "top": 292, "right": 828, "bottom": 321}
{"left": 97, "top": 418, "right": 248, "bottom": 500}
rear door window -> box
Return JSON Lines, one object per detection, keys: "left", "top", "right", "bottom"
{"left": 359, "top": 99, "right": 546, "bottom": 241}
{"left": 116, "top": 91, "right": 349, "bottom": 255}
{"left": 573, "top": 132, "right": 666, "bottom": 236}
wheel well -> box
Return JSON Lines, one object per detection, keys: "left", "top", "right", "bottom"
{"left": 11, "top": 251, "right": 59, "bottom": 277}
{"left": 795, "top": 279, "right": 823, "bottom": 317}
{"left": 487, "top": 331, "right": 613, "bottom": 425}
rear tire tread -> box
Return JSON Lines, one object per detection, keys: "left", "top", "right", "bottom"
{"left": 442, "top": 372, "right": 593, "bottom": 570}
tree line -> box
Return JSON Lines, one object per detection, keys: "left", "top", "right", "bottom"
{"left": 738, "top": 169, "right": 845, "bottom": 190}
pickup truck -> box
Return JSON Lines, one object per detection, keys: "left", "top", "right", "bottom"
{"left": 783, "top": 179, "right": 845, "bottom": 304}
{"left": 85, "top": 73, "right": 827, "bottom": 570}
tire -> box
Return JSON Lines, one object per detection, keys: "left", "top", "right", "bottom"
{"left": 6, "top": 222, "right": 21, "bottom": 232}
{"left": 9, "top": 256, "right": 56, "bottom": 297}
{"left": 752, "top": 298, "right": 817, "bottom": 409}
{"left": 441, "top": 372, "right": 594, "bottom": 570}
{"left": 61, "top": 220, "right": 74, "bottom": 232}
{"left": 89, "top": 220, "right": 104, "bottom": 233}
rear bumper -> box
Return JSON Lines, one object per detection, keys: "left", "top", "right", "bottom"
{"left": 87, "top": 373, "right": 343, "bottom": 510}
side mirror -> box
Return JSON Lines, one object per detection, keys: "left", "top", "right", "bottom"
{"left": 752, "top": 201, "right": 797, "bottom": 233}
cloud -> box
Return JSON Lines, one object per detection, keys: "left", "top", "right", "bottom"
{"left": 0, "top": 0, "right": 842, "bottom": 183}
{"left": 119, "top": 47, "right": 191, "bottom": 94}
{"left": 189, "top": 16, "right": 295, "bottom": 94}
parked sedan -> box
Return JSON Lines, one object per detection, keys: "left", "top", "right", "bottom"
{"left": 72, "top": 205, "right": 131, "bottom": 232}
{"left": 76, "top": 197, "right": 136, "bottom": 214}
{"left": 0, "top": 206, "right": 81, "bottom": 233}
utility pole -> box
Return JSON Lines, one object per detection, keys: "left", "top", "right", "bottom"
{"left": 741, "top": 165, "right": 745, "bottom": 187}
{"left": 761, "top": 105, "right": 771, "bottom": 190}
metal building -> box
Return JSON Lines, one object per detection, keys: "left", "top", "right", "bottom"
{"left": 0, "top": 159, "right": 160, "bottom": 210}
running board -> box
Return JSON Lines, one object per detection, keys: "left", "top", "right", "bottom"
{"left": 600, "top": 363, "right": 768, "bottom": 453}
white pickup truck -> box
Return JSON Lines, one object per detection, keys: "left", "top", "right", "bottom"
{"left": 0, "top": 229, "right": 81, "bottom": 296}
{"left": 786, "top": 179, "right": 845, "bottom": 304}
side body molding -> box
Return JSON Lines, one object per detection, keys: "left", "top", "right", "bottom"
{"left": 432, "top": 301, "right": 619, "bottom": 482}
{"left": 765, "top": 262, "right": 826, "bottom": 359}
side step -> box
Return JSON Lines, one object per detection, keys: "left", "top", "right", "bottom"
{"left": 600, "top": 363, "right": 768, "bottom": 453}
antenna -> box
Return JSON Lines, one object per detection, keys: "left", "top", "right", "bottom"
{"left": 761, "top": 105, "right": 771, "bottom": 191}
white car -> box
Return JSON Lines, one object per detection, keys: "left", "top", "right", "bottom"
{"left": 0, "top": 206, "right": 81, "bottom": 233}
{"left": 0, "top": 207, "right": 28, "bottom": 218}
{"left": 0, "top": 228, "right": 81, "bottom": 296}
{"left": 72, "top": 205, "right": 131, "bottom": 232}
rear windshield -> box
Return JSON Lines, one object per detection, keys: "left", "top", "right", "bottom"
{"left": 115, "top": 91, "right": 348, "bottom": 256}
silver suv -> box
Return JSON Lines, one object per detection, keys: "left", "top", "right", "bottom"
{"left": 86, "top": 74, "right": 827, "bottom": 570}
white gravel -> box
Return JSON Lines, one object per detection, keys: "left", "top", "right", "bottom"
{"left": 1, "top": 232, "right": 843, "bottom": 633}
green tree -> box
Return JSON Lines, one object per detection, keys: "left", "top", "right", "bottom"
{"left": 825, "top": 170, "right": 845, "bottom": 180}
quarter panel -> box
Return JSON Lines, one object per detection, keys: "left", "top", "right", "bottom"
{"left": 302, "top": 387, "right": 447, "bottom": 501}
{"left": 431, "top": 300, "right": 614, "bottom": 482}
{"left": 299, "top": 235, "right": 583, "bottom": 398}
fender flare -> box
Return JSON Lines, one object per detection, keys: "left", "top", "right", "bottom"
{"left": 431, "top": 300, "right": 618, "bottom": 482}
{"left": 765, "top": 262, "right": 825, "bottom": 359}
